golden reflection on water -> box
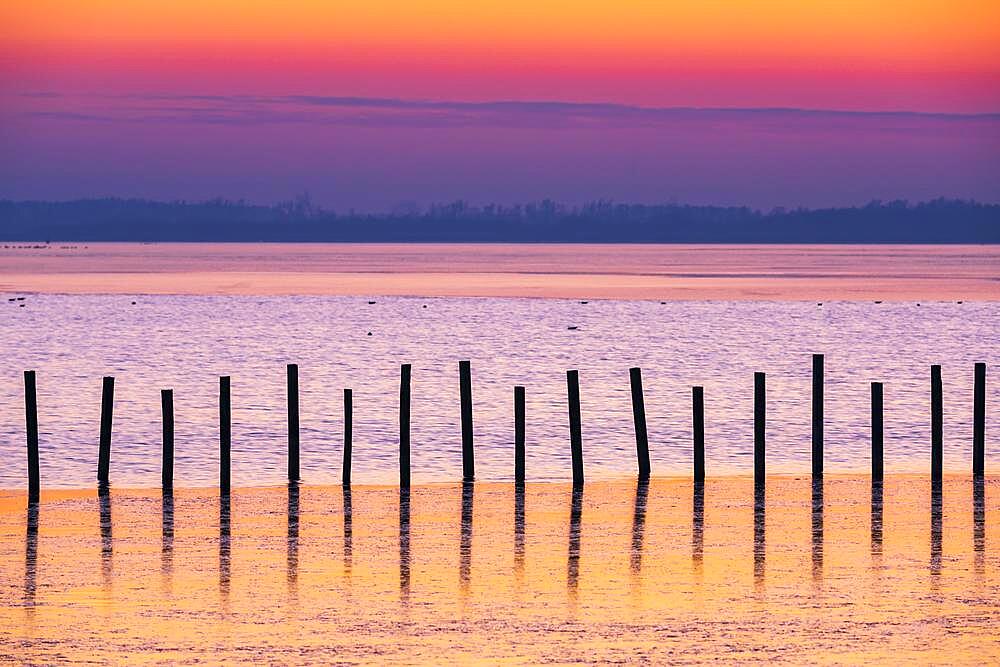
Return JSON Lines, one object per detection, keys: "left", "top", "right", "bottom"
{"left": 1, "top": 476, "right": 998, "bottom": 664}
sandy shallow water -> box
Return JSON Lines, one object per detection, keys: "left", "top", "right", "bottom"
{"left": 2, "top": 476, "right": 997, "bottom": 664}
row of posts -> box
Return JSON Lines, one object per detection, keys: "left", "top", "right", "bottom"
{"left": 21, "top": 356, "right": 988, "bottom": 500}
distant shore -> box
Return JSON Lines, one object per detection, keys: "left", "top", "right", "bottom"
{"left": 1, "top": 243, "right": 997, "bottom": 300}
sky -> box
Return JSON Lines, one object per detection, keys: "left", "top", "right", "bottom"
{"left": 1, "top": 0, "right": 998, "bottom": 210}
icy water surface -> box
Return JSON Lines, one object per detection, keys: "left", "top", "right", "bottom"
{"left": 1, "top": 477, "right": 997, "bottom": 664}
{"left": 0, "top": 295, "right": 996, "bottom": 487}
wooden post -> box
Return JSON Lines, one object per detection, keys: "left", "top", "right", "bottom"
{"left": 161, "top": 389, "right": 174, "bottom": 491}
{"left": 460, "top": 360, "right": 475, "bottom": 482}
{"left": 931, "top": 365, "right": 943, "bottom": 482}
{"left": 514, "top": 386, "right": 526, "bottom": 484}
{"left": 754, "top": 372, "right": 765, "bottom": 488}
{"left": 97, "top": 376, "right": 115, "bottom": 486}
{"left": 692, "top": 386, "right": 705, "bottom": 484}
{"left": 812, "top": 354, "right": 824, "bottom": 478}
{"left": 24, "top": 371, "right": 39, "bottom": 503}
{"left": 287, "top": 364, "right": 300, "bottom": 482}
{"left": 220, "top": 376, "right": 231, "bottom": 495}
{"left": 399, "top": 364, "right": 411, "bottom": 489}
{"left": 973, "top": 362, "right": 986, "bottom": 477}
{"left": 342, "top": 389, "right": 353, "bottom": 486}
{"left": 629, "top": 368, "right": 651, "bottom": 480}
{"left": 567, "top": 370, "right": 584, "bottom": 486}
{"left": 871, "top": 382, "right": 883, "bottom": 482}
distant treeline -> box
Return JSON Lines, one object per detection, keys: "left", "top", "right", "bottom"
{"left": 0, "top": 197, "right": 997, "bottom": 243}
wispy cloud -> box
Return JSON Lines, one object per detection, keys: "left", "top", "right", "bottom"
{"left": 12, "top": 92, "right": 1000, "bottom": 129}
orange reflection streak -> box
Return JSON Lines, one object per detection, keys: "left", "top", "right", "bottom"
{"left": 0, "top": 476, "right": 996, "bottom": 663}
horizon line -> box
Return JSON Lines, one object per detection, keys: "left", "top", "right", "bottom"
{"left": 16, "top": 91, "right": 1000, "bottom": 121}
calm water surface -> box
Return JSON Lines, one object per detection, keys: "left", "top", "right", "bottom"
{"left": 0, "top": 295, "right": 996, "bottom": 487}
{"left": 0, "top": 477, "right": 997, "bottom": 663}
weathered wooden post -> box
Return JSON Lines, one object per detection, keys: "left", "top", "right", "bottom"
{"left": 514, "top": 386, "right": 526, "bottom": 484}
{"left": 871, "top": 382, "right": 883, "bottom": 482}
{"left": 754, "top": 372, "right": 765, "bottom": 488}
{"left": 97, "top": 376, "right": 115, "bottom": 486}
{"left": 287, "top": 364, "right": 300, "bottom": 482}
{"left": 931, "top": 365, "right": 943, "bottom": 482}
{"left": 567, "top": 370, "right": 584, "bottom": 486}
{"left": 342, "top": 389, "right": 353, "bottom": 486}
{"left": 973, "top": 362, "right": 986, "bottom": 477}
{"left": 24, "top": 371, "right": 39, "bottom": 503}
{"left": 220, "top": 376, "right": 231, "bottom": 495}
{"left": 161, "top": 389, "right": 174, "bottom": 491}
{"left": 692, "top": 386, "right": 705, "bottom": 484}
{"left": 629, "top": 368, "right": 651, "bottom": 480}
{"left": 812, "top": 354, "right": 824, "bottom": 478}
{"left": 460, "top": 360, "right": 475, "bottom": 482}
{"left": 400, "top": 364, "right": 411, "bottom": 489}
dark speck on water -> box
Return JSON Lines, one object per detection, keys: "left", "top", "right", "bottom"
{"left": 368, "top": 301, "right": 376, "bottom": 304}
{"left": 567, "top": 326, "right": 578, "bottom": 330}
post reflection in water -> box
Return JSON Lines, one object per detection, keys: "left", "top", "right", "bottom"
{"left": 24, "top": 501, "right": 39, "bottom": 608}
{"left": 692, "top": 482, "right": 705, "bottom": 574}
{"left": 930, "top": 480, "right": 943, "bottom": 581}
{"left": 753, "top": 485, "right": 765, "bottom": 585}
{"left": 567, "top": 485, "right": 583, "bottom": 599}
{"left": 342, "top": 485, "right": 353, "bottom": 578}
{"left": 287, "top": 482, "right": 300, "bottom": 592}
{"left": 219, "top": 494, "right": 231, "bottom": 601}
{"left": 98, "top": 487, "right": 112, "bottom": 586}
{"left": 811, "top": 478, "right": 824, "bottom": 583}
{"left": 629, "top": 479, "right": 649, "bottom": 578}
{"left": 514, "top": 483, "right": 525, "bottom": 584}
{"left": 871, "top": 481, "right": 884, "bottom": 561}
{"left": 459, "top": 481, "right": 474, "bottom": 595}
{"left": 161, "top": 491, "right": 175, "bottom": 584}
{"left": 973, "top": 477, "right": 985, "bottom": 576}
{"left": 399, "top": 488, "right": 411, "bottom": 604}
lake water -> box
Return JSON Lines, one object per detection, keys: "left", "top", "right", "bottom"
{"left": 1, "top": 477, "right": 997, "bottom": 663}
{"left": 1, "top": 295, "right": 995, "bottom": 488}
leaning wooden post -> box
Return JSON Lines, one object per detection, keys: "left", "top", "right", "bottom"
{"left": 567, "top": 370, "right": 584, "bottom": 486}
{"left": 97, "top": 376, "right": 115, "bottom": 486}
{"left": 342, "top": 388, "right": 353, "bottom": 486}
{"left": 692, "top": 386, "right": 705, "bottom": 484}
{"left": 161, "top": 389, "right": 174, "bottom": 491}
{"left": 812, "top": 354, "right": 824, "bottom": 478}
{"left": 973, "top": 363, "right": 986, "bottom": 477}
{"left": 514, "top": 386, "right": 526, "bottom": 484}
{"left": 24, "top": 371, "right": 39, "bottom": 503}
{"left": 287, "top": 364, "right": 300, "bottom": 482}
{"left": 931, "top": 365, "right": 943, "bottom": 482}
{"left": 871, "top": 382, "right": 883, "bottom": 482}
{"left": 754, "top": 372, "right": 765, "bottom": 488}
{"left": 399, "top": 364, "right": 411, "bottom": 489}
{"left": 459, "top": 360, "right": 475, "bottom": 482}
{"left": 220, "top": 376, "right": 231, "bottom": 495}
{"left": 629, "top": 368, "right": 651, "bottom": 480}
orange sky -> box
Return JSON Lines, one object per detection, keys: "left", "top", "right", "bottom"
{"left": 2, "top": 1, "right": 999, "bottom": 111}
{"left": 4, "top": 1, "right": 999, "bottom": 66}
